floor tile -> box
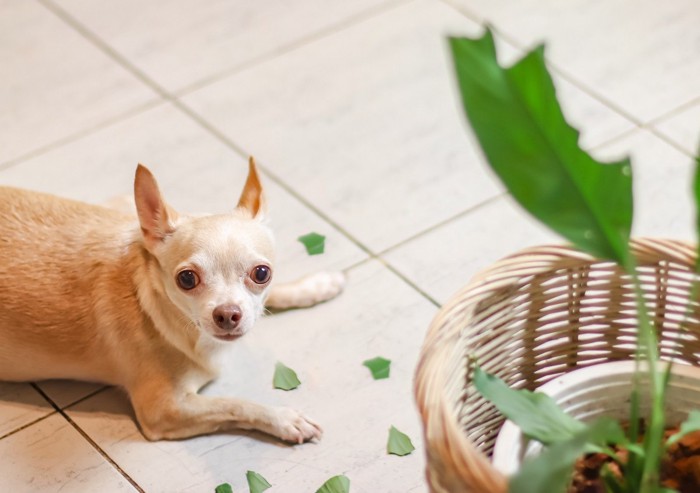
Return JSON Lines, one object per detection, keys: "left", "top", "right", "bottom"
{"left": 66, "top": 261, "right": 433, "bottom": 492}
{"left": 384, "top": 196, "right": 557, "bottom": 305}
{"left": 183, "top": 0, "right": 631, "bottom": 253}
{"left": 0, "top": 103, "right": 367, "bottom": 283}
{"left": 0, "top": 0, "right": 156, "bottom": 166}
{"left": 0, "top": 413, "right": 137, "bottom": 492}
{"left": 54, "top": 0, "right": 397, "bottom": 93}
{"left": 0, "top": 383, "right": 54, "bottom": 438}
{"left": 450, "top": 0, "right": 700, "bottom": 123}
{"left": 386, "top": 129, "right": 696, "bottom": 306}
{"left": 653, "top": 101, "right": 700, "bottom": 156}
{"left": 596, "top": 129, "right": 696, "bottom": 241}
{"left": 35, "top": 380, "right": 106, "bottom": 409}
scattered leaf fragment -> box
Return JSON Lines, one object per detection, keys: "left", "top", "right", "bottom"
{"left": 387, "top": 426, "right": 415, "bottom": 456}
{"left": 273, "top": 362, "right": 301, "bottom": 391}
{"left": 215, "top": 483, "right": 233, "bottom": 493}
{"left": 315, "top": 474, "right": 351, "bottom": 493}
{"left": 362, "top": 357, "right": 391, "bottom": 380}
{"left": 298, "top": 232, "right": 326, "bottom": 255}
{"left": 246, "top": 471, "right": 271, "bottom": 493}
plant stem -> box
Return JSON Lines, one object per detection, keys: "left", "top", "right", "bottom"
{"left": 628, "top": 265, "right": 666, "bottom": 493}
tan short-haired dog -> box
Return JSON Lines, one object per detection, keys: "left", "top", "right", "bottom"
{"left": 0, "top": 158, "right": 344, "bottom": 443}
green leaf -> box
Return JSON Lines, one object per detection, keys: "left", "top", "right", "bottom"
{"left": 215, "top": 484, "right": 233, "bottom": 493}
{"left": 450, "top": 30, "right": 632, "bottom": 266}
{"left": 246, "top": 471, "right": 271, "bottom": 493}
{"left": 315, "top": 475, "right": 351, "bottom": 493}
{"left": 298, "top": 232, "right": 326, "bottom": 255}
{"left": 473, "top": 366, "right": 586, "bottom": 445}
{"left": 510, "top": 418, "right": 625, "bottom": 493}
{"left": 362, "top": 357, "right": 391, "bottom": 380}
{"left": 387, "top": 425, "right": 415, "bottom": 456}
{"left": 666, "top": 410, "right": 700, "bottom": 446}
{"left": 273, "top": 362, "right": 301, "bottom": 391}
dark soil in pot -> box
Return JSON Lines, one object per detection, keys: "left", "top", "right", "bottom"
{"left": 569, "top": 428, "right": 700, "bottom": 493}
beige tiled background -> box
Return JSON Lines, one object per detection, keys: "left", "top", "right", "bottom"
{"left": 1, "top": 1, "right": 699, "bottom": 492}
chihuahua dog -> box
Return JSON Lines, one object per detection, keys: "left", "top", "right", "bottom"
{"left": 0, "top": 158, "right": 344, "bottom": 443}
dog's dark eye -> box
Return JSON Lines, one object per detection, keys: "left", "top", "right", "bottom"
{"left": 176, "top": 270, "right": 199, "bottom": 290}
{"left": 250, "top": 265, "right": 272, "bottom": 285}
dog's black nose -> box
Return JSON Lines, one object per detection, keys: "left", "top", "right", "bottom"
{"left": 213, "top": 304, "right": 242, "bottom": 331}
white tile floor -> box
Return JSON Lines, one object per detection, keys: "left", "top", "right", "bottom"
{"left": 1, "top": 1, "right": 698, "bottom": 492}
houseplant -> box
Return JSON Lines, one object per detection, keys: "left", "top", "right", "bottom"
{"left": 413, "top": 28, "right": 700, "bottom": 493}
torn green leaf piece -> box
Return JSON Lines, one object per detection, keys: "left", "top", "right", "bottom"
{"left": 362, "top": 357, "right": 391, "bottom": 380}
{"left": 387, "top": 426, "right": 415, "bottom": 456}
{"left": 273, "top": 362, "right": 301, "bottom": 391}
{"left": 215, "top": 483, "right": 233, "bottom": 493}
{"left": 298, "top": 232, "right": 326, "bottom": 255}
{"left": 315, "top": 475, "right": 351, "bottom": 493}
{"left": 246, "top": 471, "right": 271, "bottom": 493}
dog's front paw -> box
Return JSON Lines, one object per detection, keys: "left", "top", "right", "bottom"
{"left": 266, "top": 271, "right": 346, "bottom": 309}
{"left": 299, "top": 271, "right": 346, "bottom": 306}
{"left": 272, "top": 407, "right": 323, "bottom": 444}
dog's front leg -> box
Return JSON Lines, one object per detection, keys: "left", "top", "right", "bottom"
{"left": 131, "top": 389, "right": 322, "bottom": 443}
{"left": 266, "top": 271, "right": 346, "bottom": 309}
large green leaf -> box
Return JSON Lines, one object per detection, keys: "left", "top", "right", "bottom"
{"left": 473, "top": 367, "right": 585, "bottom": 445}
{"left": 510, "top": 417, "right": 626, "bottom": 493}
{"left": 450, "top": 30, "right": 633, "bottom": 266}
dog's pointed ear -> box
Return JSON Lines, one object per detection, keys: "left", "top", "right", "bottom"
{"left": 134, "top": 164, "right": 178, "bottom": 249}
{"left": 236, "top": 157, "right": 267, "bottom": 219}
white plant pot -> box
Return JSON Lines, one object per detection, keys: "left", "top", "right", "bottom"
{"left": 491, "top": 360, "right": 700, "bottom": 476}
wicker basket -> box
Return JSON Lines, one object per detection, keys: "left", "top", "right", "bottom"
{"left": 414, "top": 238, "right": 700, "bottom": 493}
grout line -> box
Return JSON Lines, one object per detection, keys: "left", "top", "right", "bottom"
{"left": 38, "top": 0, "right": 171, "bottom": 99}
{"left": 446, "top": 0, "right": 700, "bottom": 162}
{"left": 437, "top": 0, "right": 482, "bottom": 24}
{"left": 339, "top": 251, "right": 442, "bottom": 308}
{"left": 440, "top": 0, "right": 645, "bottom": 127}
{"left": 645, "top": 126, "right": 696, "bottom": 158}
{"left": 643, "top": 95, "right": 700, "bottom": 129}
{"left": 375, "top": 192, "right": 505, "bottom": 258}
{"left": 341, "top": 193, "right": 509, "bottom": 307}
{"left": 57, "top": 385, "right": 111, "bottom": 410}
{"left": 378, "top": 259, "right": 441, "bottom": 307}
{"left": 0, "top": 99, "right": 165, "bottom": 173}
{"left": 0, "top": 411, "right": 57, "bottom": 441}
{"left": 31, "top": 384, "right": 146, "bottom": 493}
{"left": 589, "top": 126, "right": 641, "bottom": 152}
{"left": 36, "top": 0, "right": 448, "bottom": 312}
{"left": 175, "top": 0, "right": 415, "bottom": 97}
{"left": 440, "top": 1, "right": 698, "bottom": 160}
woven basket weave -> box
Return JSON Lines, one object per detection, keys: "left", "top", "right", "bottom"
{"left": 414, "top": 238, "right": 700, "bottom": 493}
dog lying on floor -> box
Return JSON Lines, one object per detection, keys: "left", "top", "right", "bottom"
{"left": 0, "top": 158, "right": 345, "bottom": 443}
